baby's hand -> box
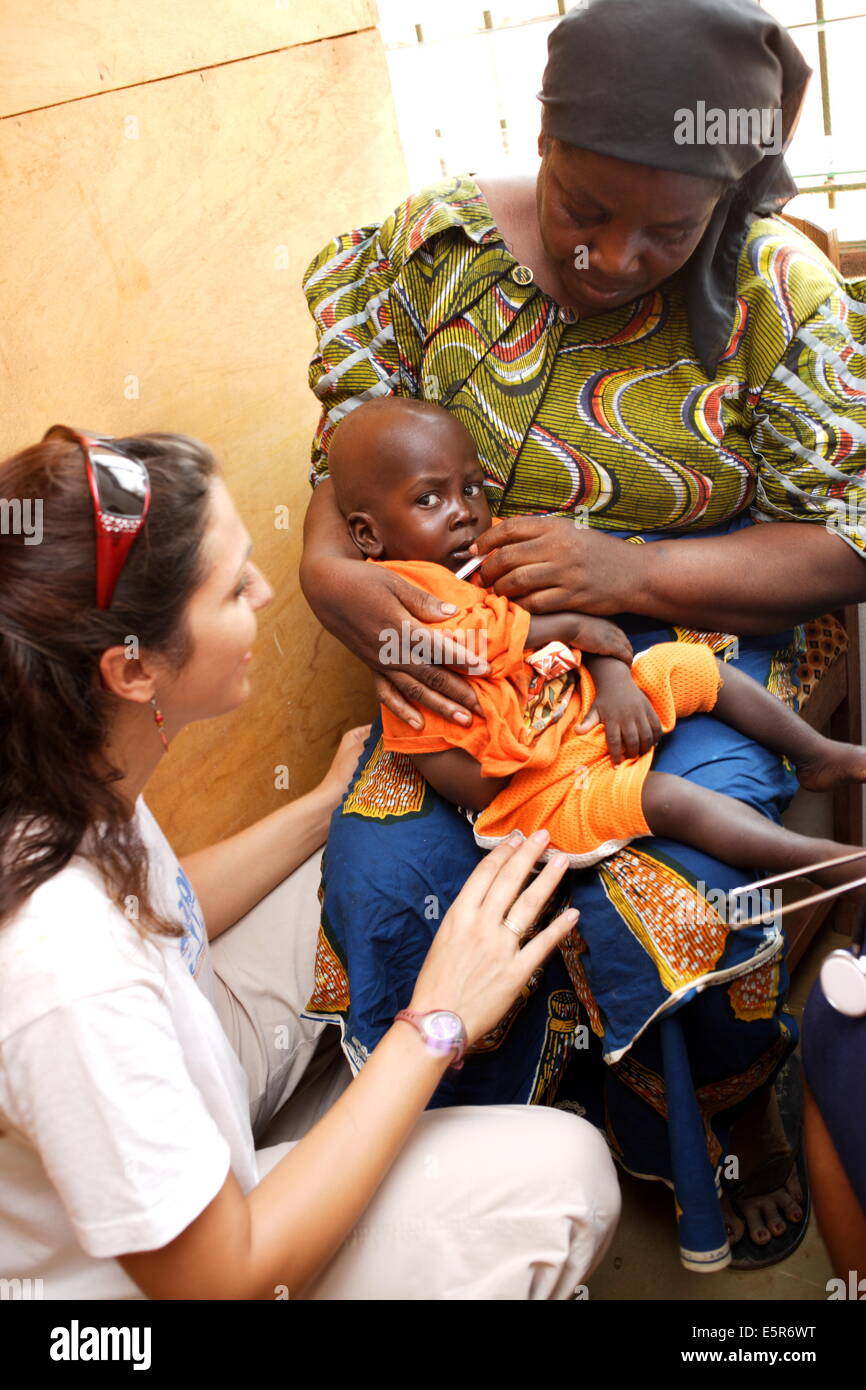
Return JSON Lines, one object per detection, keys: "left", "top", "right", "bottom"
{"left": 577, "top": 657, "right": 662, "bottom": 763}
{"left": 569, "top": 614, "right": 633, "bottom": 664}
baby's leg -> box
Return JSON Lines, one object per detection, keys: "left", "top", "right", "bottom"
{"left": 642, "top": 772, "right": 864, "bottom": 893}
{"left": 711, "top": 659, "right": 866, "bottom": 792}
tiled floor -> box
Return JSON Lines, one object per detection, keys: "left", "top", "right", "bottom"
{"left": 587, "top": 897, "right": 849, "bottom": 1302}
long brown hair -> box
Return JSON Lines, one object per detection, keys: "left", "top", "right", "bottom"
{"left": 0, "top": 431, "right": 216, "bottom": 936}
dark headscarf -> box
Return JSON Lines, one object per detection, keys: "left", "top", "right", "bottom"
{"left": 539, "top": 0, "right": 812, "bottom": 376}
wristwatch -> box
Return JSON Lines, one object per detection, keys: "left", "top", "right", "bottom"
{"left": 394, "top": 1008, "right": 467, "bottom": 1070}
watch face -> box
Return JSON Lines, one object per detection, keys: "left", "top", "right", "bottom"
{"left": 424, "top": 1011, "right": 462, "bottom": 1045}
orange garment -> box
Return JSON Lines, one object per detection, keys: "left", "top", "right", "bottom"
{"left": 377, "top": 557, "right": 722, "bottom": 867}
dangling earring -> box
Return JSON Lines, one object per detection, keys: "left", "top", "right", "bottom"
{"left": 150, "top": 694, "right": 169, "bottom": 754}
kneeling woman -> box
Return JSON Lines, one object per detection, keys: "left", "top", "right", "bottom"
{"left": 0, "top": 426, "right": 619, "bottom": 1300}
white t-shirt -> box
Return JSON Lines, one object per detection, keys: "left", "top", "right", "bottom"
{"left": 0, "top": 799, "right": 259, "bottom": 1300}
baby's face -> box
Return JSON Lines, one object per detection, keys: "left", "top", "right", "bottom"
{"left": 371, "top": 440, "right": 492, "bottom": 572}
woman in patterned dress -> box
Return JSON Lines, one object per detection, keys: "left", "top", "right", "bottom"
{"left": 299, "top": 0, "right": 866, "bottom": 1271}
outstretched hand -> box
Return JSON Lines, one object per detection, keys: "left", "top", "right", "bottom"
{"left": 408, "top": 829, "right": 578, "bottom": 1045}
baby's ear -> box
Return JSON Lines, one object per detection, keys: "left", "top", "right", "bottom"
{"left": 346, "top": 512, "right": 383, "bottom": 559}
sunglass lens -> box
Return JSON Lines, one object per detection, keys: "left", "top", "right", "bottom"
{"left": 90, "top": 450, "right": 148, "bottom": 518}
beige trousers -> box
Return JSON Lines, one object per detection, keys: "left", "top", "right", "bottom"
{"left": 210, "top": 849, "right": 620, "bottom": 1300}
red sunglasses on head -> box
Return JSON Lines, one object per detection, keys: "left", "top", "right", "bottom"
{"left": 42, "top": 424, "right": 152, "bottom": 610}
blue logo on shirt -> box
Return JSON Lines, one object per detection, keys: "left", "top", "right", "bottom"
{"left": 176, "top": 868, "right": 206, "bottom": 978}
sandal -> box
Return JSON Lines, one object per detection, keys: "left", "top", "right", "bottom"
{"left": 723, "top": 1055, "right": 811, "bottom": 1270}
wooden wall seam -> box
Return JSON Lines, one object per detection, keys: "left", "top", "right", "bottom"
{"left": 1, "top": 25, "right": 379, "bottom": 122}
{"left": 0, "top": 0, "right": 381, "bottom": 118}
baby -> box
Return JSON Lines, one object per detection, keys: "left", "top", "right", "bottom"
{"left": 328, "top": 396, "right": 866, "bottom": 895}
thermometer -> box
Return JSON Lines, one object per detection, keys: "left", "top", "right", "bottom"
{"left": 454, "top": 553, "right": 486, "bottom": 581}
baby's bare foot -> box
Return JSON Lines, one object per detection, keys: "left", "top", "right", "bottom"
{"left": 796, "top": 740, "right": 866, "bottom": 793}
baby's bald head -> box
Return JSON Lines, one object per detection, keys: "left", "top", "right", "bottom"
{"left": 328, "top": 397, "right": 491, "bottom": 571}
{"left": 329, "top": 398, "right": 471, "bottom": 513}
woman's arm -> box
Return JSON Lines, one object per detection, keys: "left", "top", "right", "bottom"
{"left": 301, "top": 475, "right": 361, "bottom": 566}
{"left": 300, "top": 203, "right": 489, "bottom": 730}
{"left": 118, "top": 832, "right": 577, "bottom": 1299}
{"left": 632, "top": 523, "right": 866, "bottom": 633}
{"left": 181, "top": 727, "right": 369, "bottom": 940}
{"left": 473, "top": 517, "right": 866, "bottom": 635}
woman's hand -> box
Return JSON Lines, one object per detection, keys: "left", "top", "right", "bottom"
{"left": 578, "top": 656, "right": 662, "bottom": 763}
{"left": 408, "top": 830, "right": 578, "bottom": 1044}
{"left": 316, "top": 725, "right": 373, "bottom": 811}
{"left": 305, "top": 556, "right": 487, "bottom": 729}
{"left": 471, "top": 515, "right": 641, "bottom": 615}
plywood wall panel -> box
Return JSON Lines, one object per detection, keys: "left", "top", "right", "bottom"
{"left": 0, "top": 28, "right": 408, "bottom": 853}
{"left": 0, "top": 0, "right": 378, "bottom": 116}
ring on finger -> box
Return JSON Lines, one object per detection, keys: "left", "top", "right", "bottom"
{"left": 502, "top": 915, "right": 524, "bottom": 939}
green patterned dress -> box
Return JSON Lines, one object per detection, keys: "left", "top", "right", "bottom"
{"left": 305, "top": 174, "right": 866, "bottom": 544}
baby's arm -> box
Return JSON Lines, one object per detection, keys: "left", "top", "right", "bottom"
{"left": 526, "top": 612, "right": 632, "bottom": 663}
{"left": 410, "top": 749, "right": 510, "bottom": 811}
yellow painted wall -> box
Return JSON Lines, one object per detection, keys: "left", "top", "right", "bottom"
{"left": 0, "top": 4, "right": 408, "bottom": 852}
